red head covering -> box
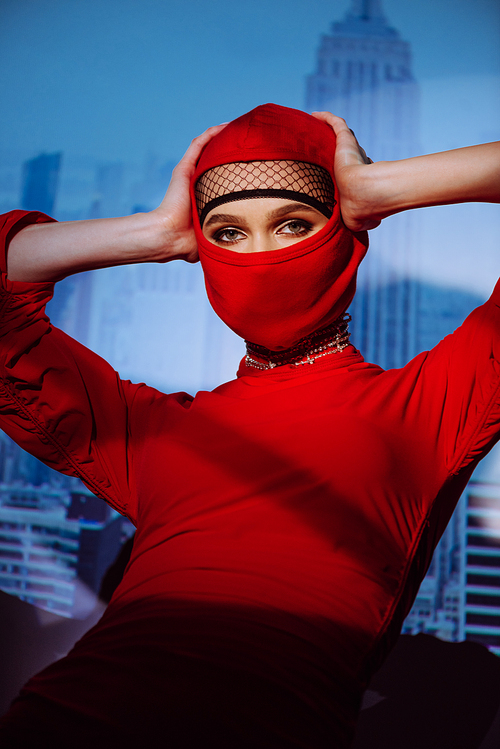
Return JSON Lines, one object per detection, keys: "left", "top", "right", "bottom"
{"left": 191, "top": 103, "right": 368, "bottom": 351}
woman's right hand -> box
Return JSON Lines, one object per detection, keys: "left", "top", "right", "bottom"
{"left": 5, "top": 124, "right": 227, "bottom": 282}
{"left": 152, "top": 123, "right": 227, "bottom": 263}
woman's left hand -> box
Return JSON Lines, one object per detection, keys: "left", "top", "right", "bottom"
{"left": 313, "top": 111, "right": 500, "bottom": 230}
{"left": 312, "top": 111, "right": 381, "bottom": 232}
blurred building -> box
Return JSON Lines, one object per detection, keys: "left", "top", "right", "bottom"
{"left": 402, "top": 503, "right": 463, "bottom": 642}
{"left": 129, "top": 155, "right": 175, "bottom": 213}
{"left": 461, "top": 482, "right": 500, "bottom": 656}
{"left": 67, "top": 490, "right": 123, "bottom": 595}
{"left": 306, "top": 0, "right": 418, "bottom": 161}
{"left": 21, "top": 152, "right": 62, "bottom": 215}
{"left": 0, "top": 148, "right": 24, "bottom": 214}
{"left": 0, "top": 483, "right": 77, "bottom": 616}
{"left": 0, "top": 481, "right": 123, "bottom": 617}
{"left": 305, "top": 0, "right": 420, "bottom": 369}
{"left": 83, "top": 254, "right": 243, "bottom": 394}
{"left": 89, "top": 161, "right": 125, "bottom": 219}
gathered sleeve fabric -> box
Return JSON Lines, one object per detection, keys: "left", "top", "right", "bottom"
{"left": 0, "top": 211, "right": 164, "bottom": 525}
{"left": 400, "top": 280, "right": 500, "bottom": 477}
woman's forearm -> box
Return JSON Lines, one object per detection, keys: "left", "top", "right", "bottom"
{"left": 6, "top": 211, "right": 173, "bottom": 283}
{"left": 311, "top": 113, "right": 500, "bottom": 231}
{"left": 6, "top": 122, "right": 229, "bottom": 283}
{"left": 6, "top": 123, "right": 229, "bottom": 283}
{"left": 362, "top": 142, "right": 500, "bottom": 219}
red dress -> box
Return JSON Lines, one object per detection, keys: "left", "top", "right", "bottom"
{"left": 1, "top": 210, "right": 500, "bottom": 748}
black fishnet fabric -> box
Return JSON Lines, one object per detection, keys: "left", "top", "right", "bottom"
{"left": 195, "top": 161, "right": 335, "bottom": 225}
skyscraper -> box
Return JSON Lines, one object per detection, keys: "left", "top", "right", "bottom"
{"left": 93, "top": 161, "right": 124, "bottom": 219}
{"left": 306, "top": 0, "right": 419, "bottom": 161}
{"left": 305, "top": 0, "right": 420, "bottom": 369}
{"left": 461, "top": 481, "right": 500, "bottom": 656}
{"left": 0, "top": 483, "right": 123, "bottom": 617}
{"left": 21, "top": 152, "right": 62, "bottom": 216}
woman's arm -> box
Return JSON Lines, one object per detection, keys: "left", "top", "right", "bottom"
{"left": 7, "top": 123, "right": 227, "bottom": 283}
{"left": 312, "top": 112, "right": 500, "bottom": 232}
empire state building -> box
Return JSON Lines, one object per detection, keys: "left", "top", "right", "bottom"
{"left": 306, "top": 0, "right": 421, "bottom": 369}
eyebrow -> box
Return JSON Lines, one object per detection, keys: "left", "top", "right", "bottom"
{"left": 204, "top": 202, "right": 320, "bottom": 228}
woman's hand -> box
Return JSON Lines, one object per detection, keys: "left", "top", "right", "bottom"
{"left": 312, "top": 111, "right": 381, "bottom": 232}
{"left": 152, "top": 123, "right": 227, "bottom": 263}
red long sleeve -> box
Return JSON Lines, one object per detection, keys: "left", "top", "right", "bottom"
{"left": 0, "top": 211, "right": 182, "bottom": 521}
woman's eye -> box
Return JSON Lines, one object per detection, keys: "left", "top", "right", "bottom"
{"left": 278, "top": 220, "right": 312, "bottom": 236}
{"left": 213, "top": 228, "right": 245, "bottom": 244}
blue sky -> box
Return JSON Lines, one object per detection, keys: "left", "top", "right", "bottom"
{"left": 1, "top": 0, "right": 499, "bottom": 162}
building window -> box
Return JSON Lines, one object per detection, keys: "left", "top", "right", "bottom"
{"left": 467, "top": 573, "right": 500, "bottom": 586}
{"left": 467, "top": 554, "right": 500, "bottom": 568}
{"left": 466, "top": 592, "right": 500, "bottom": 607}
{"left": 468, "top": 495, "right": 500, "bottom": 509}
{"left": 466, "top": 612, "right": 500, "bottom": 627}
{"left": 467, "top": 534, "right": 500, "bottom": 549}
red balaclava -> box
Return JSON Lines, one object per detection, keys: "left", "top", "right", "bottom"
{"left": 191, "top": 103, "right": 368, "bottom": 352}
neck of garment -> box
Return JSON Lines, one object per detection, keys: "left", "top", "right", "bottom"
{"left": 244, "top": 314, "right": 352, "bottom": 370}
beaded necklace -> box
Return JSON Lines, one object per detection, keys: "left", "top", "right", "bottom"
{"left": 245, "top": 314, "right": 351, "bottom": 370}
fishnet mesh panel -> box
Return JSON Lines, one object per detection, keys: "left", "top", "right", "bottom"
{"left": 195, "top": 161, "right": 335, "bottom": 220}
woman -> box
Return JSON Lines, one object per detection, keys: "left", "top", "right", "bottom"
{"left": 0, "top": 104, "right": 499, "bottom": 748}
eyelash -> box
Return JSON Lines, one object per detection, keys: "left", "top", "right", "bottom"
{"left": 213, "top": 228, "right": 245, "bottom": 245}
{"left": 212, "top": 219, "right": 313, "bottom": 245}
{"left": 279, "top": 220, "right": 313, "bottom": 236}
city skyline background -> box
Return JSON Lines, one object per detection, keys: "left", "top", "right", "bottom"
{"left": 1, "top": 0, "right": 500, "bottom": 727}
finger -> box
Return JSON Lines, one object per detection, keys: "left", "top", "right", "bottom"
{"left": 311, "top": 111, "right": 352, "bottom": 138}
{"left": 313, "top": 112, "right": 373, "bottom": 165}
{"left": 345, "top": 129, "right": 372, "bottom": 165}
{"left": 312, "top": 112, "right": 363, "bottom": 154}
{"left": 189, "top": 122, "right": 229, "bottom": 152}
{"left": 350, "top": 136, "right": 372, "bottom": 166}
